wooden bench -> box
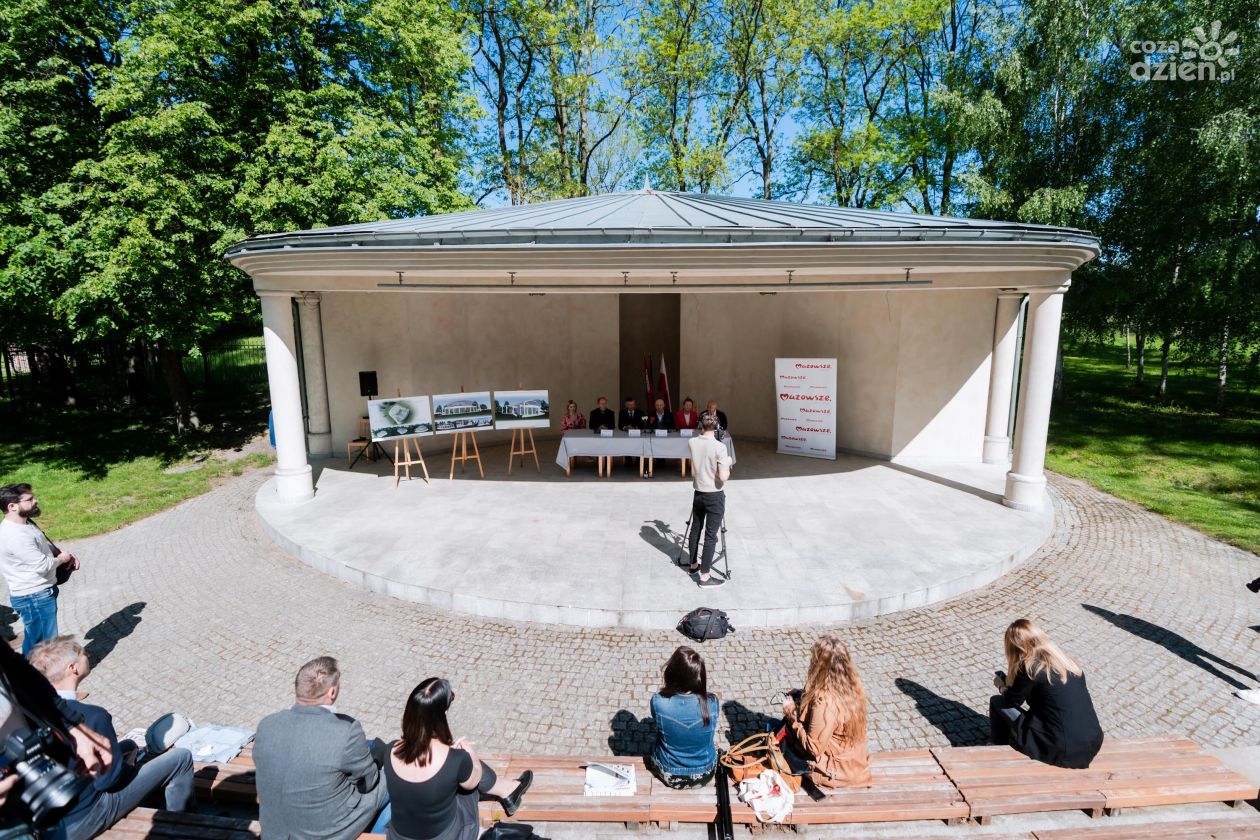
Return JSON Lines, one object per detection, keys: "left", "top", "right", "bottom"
{"left": 932, "top": 735, "right": 1257, "bottom": 825}
{"left": 100, "top": 807, "right": 388, "bottom": 840}
{"left": 1030, "top": 809, "right": 1260, "bottom": 838}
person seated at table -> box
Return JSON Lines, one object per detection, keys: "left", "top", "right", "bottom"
{"left": 376, "top": 677, "right": 533, "bottom": 840}
{"left": 589, "top": 396, "right": 615, "bottom": 432}
{"left": 989, "top": 618, "right": 1103, "bottom": 769}
{"left": 619, "top": 398, "right": 647, "bottom": 431}
{"left": 648, "top": 646, "right": 719, "bottom": 789}
{"left": 705, "top": 400, "right": 729, "bottom": 435}
{"left": 674, "top": 397, "right": 698, "bottom": 431}
{"left": 561, "top": 400, "right": 586, "bottom": 431}
{"left": 647, "top": 398, "right": 675, "bottom": 431}
{"left": 780, "top": 634, "right": 871, "bottom": 789}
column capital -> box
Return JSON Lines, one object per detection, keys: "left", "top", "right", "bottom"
{"left": 257, "top": 289, "right": 298, "bottom": 300}
{"left": 996, "top": 289, "right": 1026, "bottom": 300}
{"left": 298, "top": 291, "right": 322, "bottom": 307}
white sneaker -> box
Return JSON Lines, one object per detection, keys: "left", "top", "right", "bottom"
{"left": 1234, "top": 689, "right": 1260, "bottom": 705}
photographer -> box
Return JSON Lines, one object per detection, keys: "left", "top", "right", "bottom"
{"left": 1, "top": 642, "right": 112, "bottom": 836}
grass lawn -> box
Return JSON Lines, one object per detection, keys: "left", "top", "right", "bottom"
{"left": 0, "top": 390, "right": 274, "bottom": 540}
{"left": 1048, "top": 338, "right": 1260, "bottom": 556}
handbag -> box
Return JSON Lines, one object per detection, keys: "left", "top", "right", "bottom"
{"left": 677, "top": 607, "right": 733, "bottom": 641}
{"left": 33, "top": 522, "right": 74, "bottom": 585}
{"left": 719, "top": 733, "right": 803, "bottom": 793}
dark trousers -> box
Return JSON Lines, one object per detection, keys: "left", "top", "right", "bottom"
{"left": 687, "top": 490, "right": 725, "bottom": 574}
{"left": 988, "top": 695, "right": 1022, "bottom": 746}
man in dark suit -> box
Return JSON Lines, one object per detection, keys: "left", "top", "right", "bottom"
{"left": 619, "top": 397, "right": 647, "bottom": 431}
{"left": 705, "top": 400, "right": 729, "bottom": 437}
{"left": 589, "top": 396, "right": 616, "bottom": 432}
{"left": 647, "top": 398, "right": 675, "bottom": 431}
{"left": 28, "top": 636, "right": 194, "bottom": 840}
{"left": 254, "top": 656, "right": 388, "bottom": 840}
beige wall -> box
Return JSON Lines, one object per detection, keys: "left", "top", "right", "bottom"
{"left": 680, "top": 289, "right": 995, "bottom": 460}
{"left": 319, "top": 292, "right": 619, "bottom": 451}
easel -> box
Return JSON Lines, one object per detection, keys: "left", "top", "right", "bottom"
{"left": 449, "top": 430, "right": 484, "bottom": 478}
{"left": 392, "top": 437, "right": 429, "bottom": 487}
{"left": 507, "top": 428, "right": 540, "bottom": 474}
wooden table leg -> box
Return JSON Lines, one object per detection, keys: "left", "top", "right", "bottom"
{"left": 566, "top": 456, "right": 572, "bottom": 477}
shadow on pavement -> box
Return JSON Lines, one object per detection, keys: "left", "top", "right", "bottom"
{"left": 608, "top": 709, "right": 655, "bottom": 757}
{"left": 895, "top": 678, "right": 990, "bottom": 747}
{"left": 1083, "top": 604, "right": 1255, "bottom": 690}
{"left": 84, "top": 601, "right": 146, "bottom": 666}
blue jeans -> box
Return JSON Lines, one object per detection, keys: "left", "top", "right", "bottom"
{"left": 12, "top": 586, "right": 58, "bottom": 656}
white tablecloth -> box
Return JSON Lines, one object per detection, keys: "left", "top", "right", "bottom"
{"left": 554, "top": 430, "right": 736, "bottom": 469}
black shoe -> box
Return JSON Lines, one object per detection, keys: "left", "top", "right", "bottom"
{"left": 697, "top": 575, "right": 726, "bottom": 588}
{"left": 498, "top": 770, "right": 533, "bottom": 817}
{"left": 1248, "top": 578, "right": 1260, "bottom": 593}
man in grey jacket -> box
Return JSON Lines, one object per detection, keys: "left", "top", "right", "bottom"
{"left": 254, "top": 657, "right": 388, "bottom": 840}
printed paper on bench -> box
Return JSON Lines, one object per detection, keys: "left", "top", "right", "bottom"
{"left": 584, "top": 762, "right": 636, "bottom": 796}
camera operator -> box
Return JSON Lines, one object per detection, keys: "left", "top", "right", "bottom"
{"left": 1, "top": 642, "right": 112, "bottom": 837}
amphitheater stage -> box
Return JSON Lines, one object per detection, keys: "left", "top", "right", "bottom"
{"left": 255, "top": 440, "right": 1053, "bottom": 630}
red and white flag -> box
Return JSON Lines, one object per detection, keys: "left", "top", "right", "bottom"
{"left": 643, "top": 353, "right": 654, "bottom": 407}
{"left": 657, "top": 354, "right": 672, "bottom": 412}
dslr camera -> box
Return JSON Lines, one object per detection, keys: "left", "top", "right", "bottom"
{"left": 1, "top": 725, "right": 91, "bottom": 829}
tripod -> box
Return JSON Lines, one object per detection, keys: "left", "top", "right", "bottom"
{"left": 675, "top": 503, "right": 731, "bottom": 581}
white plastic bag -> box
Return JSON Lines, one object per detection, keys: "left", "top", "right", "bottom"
{"left": 736, "top": 769, "right": 795, "bottom": 823}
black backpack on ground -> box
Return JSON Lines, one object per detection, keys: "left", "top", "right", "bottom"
{"left": 677, "top": 607, "right": 734, "bottom": 641}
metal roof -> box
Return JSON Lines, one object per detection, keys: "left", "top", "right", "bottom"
{"left": 224, "top": 190, "right": 1100, "bottom": 255}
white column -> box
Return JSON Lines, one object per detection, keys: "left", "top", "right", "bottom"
{"left": 297, "top": 293, "right": 333, "bottom": 457}
{"left": 260, "top": 291, "right": 314, "bottom": 502}
{"left": 983, "top": 292, "right": 1025, "bottom": 464}
{"left": 1004, "top": 289, "right": 1066, "bottom": 511}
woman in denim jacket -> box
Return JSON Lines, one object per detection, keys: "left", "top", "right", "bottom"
{"left": 649, "top": 646, "right": 720, "bottom": 788}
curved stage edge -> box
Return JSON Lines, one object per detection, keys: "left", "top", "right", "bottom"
{"left": 255, "top": 441, "right": 1054, "bottom": 630}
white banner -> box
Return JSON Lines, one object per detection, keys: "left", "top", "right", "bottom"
{"left": 775, "top": 358, "right": 837, "bottom": 460}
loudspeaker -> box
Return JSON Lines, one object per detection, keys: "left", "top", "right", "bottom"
{"left": 358, "top": 371, "right": 378, "bottom": 397}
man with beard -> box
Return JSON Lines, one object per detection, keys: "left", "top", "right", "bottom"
{"left": 0, "top": 484, "right": 78, "bottom": 654}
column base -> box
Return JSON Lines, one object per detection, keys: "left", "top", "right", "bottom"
{"left": 982, "top": 435, "right": 1011, "bottom": 465}
{"left": 1003, "top": 471, "right": 1046, "bottom": 511}
{"left": 306, "top": 432, "right": 333, "bottom": 458}
{"left": 273, "top": 464, "right": 315, "bottom": 503}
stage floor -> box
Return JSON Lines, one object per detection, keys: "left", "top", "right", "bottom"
{"left": 255, "top": 440, "right": 1053, "bottom": 629}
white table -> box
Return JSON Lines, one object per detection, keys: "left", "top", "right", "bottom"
{"left": 555, "top": 430, "right": 736, "bottom": 478}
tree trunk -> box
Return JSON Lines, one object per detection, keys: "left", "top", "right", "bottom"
{"left": 158, "top": 344, "right": 200, "bottom": 432}
{"left": 1134, "top": 330, "right": 1146, "bottom": 385}
{"left": 125, "top": 342, "right": 151, "bottom": 405}
{"left": 1216, "top": 320, "right": 1230, "bottom": 413}
{"left": 1124, "top": 322, "right": 1131, "bottom": 368}
{"left": 1157, "top": 337, "right": 1171, "bottom": 398}
{"left": 1052, "top": 340, "right": 1064, "bottom": 404}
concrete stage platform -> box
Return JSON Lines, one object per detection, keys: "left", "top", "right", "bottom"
{"left": 255, "top": 441, "right": 1053, "bottom": 629}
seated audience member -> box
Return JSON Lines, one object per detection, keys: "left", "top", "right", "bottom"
{"left": 28, "top": 636, "right": 194, "bottom": 840}
{"left": 649, "top": 647, "right": 719, "bottom": 788}
{"left": 619, "top": 398, "right": 647, "bottom": 431}
{"left": 560, "top": 400, "right": 586, "bottom": 431}
{"left": 705, "top": 400, "right": 729, "bottom": 435}
{"left": 647, "top": 398, "right": 675, "bottom": 431}
{"left": 254, "top": 656, "right": 389, "bottom": 840}
{"left": 674, "top": 398, "right": 699, "bottom": 431}
{"left": 589, "top": 397, "right": 615, "bottom": 432}
{"left": 377, "top": 677, "right": 532, "bottom": 840}
{"left": 780, "top": 634, "right": 872, "bottom": 789}
{"left": 989, "top": 618, "right": 1103, "bottom": 769}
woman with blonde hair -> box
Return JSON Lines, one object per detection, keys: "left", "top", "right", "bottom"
{"left": 990, "top": 618, "right": 1103, "bottom": 768}
{"left": 781, "top": 634, "right": 871, "bottom": 788}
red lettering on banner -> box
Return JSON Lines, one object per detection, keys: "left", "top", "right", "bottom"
{"left": 781, "top": 435, "right": 806, "bottom": 442}
{"left": 779, "top": 393, "right": 832, "bottom": 402}
{"left": 794, "top": 363, "right": 832, "bottom": 369}
{"left": 779, "top": 375, "right": 806, "bottom": 380}
{"left": 795, "top": 425, "right": 831, "bottom": 433}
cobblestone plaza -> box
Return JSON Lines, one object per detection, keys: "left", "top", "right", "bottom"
{"left": 23, "top": 461, "right": 1260, "bottom": 764}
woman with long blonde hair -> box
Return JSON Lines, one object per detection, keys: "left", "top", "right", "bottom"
{"left": 781, "top": 634, "right": 872, "bottom": 788}
{"left": 990, "top": 619, "right": 1103, "bottom": 768}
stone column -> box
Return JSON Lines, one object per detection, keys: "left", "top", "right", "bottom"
{"left": 1004, "top": 288, "right": 1066, "bottom": 511}
{"left": 297, "top": 293, "right": 333, "bottom": 457}
{"left": 983, "top": 292, "right": 1025, "bottom": 464}
{"left": 260, "top": 291, "right": 314, "bottom": 503}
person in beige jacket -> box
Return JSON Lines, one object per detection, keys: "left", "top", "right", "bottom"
{"left": 781, "top": 634, "right": 872, "bottom": 788}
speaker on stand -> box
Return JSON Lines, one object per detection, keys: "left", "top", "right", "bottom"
{"left": 349, "top": 370, "right": 392, "bottom": 468}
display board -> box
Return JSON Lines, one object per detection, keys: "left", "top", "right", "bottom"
{"left": 432, "top": 391, "right": 494, "bottom": 434}
{"left": 368, "top": 396, "right": 434, "bottom": 440}
{"left": 774, "top": 358, "right": 837, "bottom": 459}
{"left": 493, "top": 390, "right": 551, "bottom": 429}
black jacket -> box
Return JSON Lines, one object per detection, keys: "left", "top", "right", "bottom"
{"left": 589, "top": 407, "right": 616, "bottom": 431}
{"left": 618, "top": 408, "right": 647, "bottom": 431}
{"left": 647, "top": 411, "right": 675, "bottom": 431}
{"left": 997, "top": 668, "right": 1103, "bottom": 768}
